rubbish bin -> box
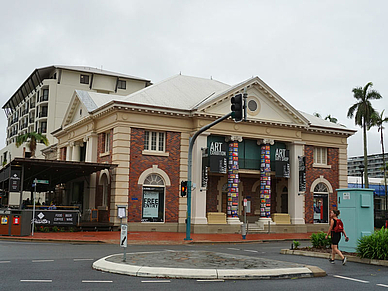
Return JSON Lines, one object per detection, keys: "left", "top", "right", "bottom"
{"left": 0, "top": 210, "right": 32, "bottom": 236}
{"left": 0, "top": 209, "right": 11, "bottom": 235}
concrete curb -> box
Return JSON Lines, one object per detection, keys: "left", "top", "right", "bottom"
{"left": 92, "top": 253, "right": 325, "bottom": 280}
{"left": 281, "top": 249, "right": 388, "bottom": 267}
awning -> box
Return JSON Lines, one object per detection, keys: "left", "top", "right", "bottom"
{"left": 0, "top": 158, "right": 117, "bottom": 192}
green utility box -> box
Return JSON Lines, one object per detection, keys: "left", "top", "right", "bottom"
{"left": 337, "top": 188, "right": 374, "bottom": 252}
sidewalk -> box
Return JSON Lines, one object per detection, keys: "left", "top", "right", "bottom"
{"left": 0, "top": 231, "right": 314, "bottom": 244}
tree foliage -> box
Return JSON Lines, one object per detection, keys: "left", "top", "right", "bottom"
{"left": 15, "top": 132, "right": 49, "bottom": 158}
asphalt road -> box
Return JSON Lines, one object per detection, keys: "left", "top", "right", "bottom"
{"left": 0, "top": 240, "right": 387, "bottom": 290}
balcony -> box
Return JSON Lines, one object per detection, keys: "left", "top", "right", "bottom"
{"left": 38, "top": 127, "right": 47, "bottom": 134}
{"left": 30, "top": 102, "right": 35, "bottom": 108}
{"left": 239, "top": 158, "right": 261, "bottom": 170}
{"left": 38, "top": 111, "right": 48, "bottom": 118}
{"left": 20, "top": 123, "right": 28, "bottom": 130}
{"left": 21, "top": 108, "right": 29, "bottom": 115}
{"left": 29, "top": 117, "right": 35, "bottom": 124}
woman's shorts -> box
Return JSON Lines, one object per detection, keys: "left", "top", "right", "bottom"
{"left": 331, "top": 232, "right": 341, "bottom": 245}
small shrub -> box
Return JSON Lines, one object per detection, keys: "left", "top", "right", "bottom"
{"left": 69, "top": 227, "right": 75, "bottom": 232}
{"left": 293, "top": 240, "right": 300, "bottom": 249}
{"left": 310, "top": 231, "right": 331, "bottom": 249}
{"left": 356, "top": 227, "right": 388, "bottom": 260}
{"left": 52, "top": 226, "right": 59, "bottom": 232}
{"left": 43, "top": 226, "right": 50, "bottom": 233}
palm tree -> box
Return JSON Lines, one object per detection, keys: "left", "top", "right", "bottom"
{"left": 347, "top": 82, "right": 382, "bottom": 188}
{"left": 324, "top": 115, "right": 338, "bottom": 124}
{"left": 372, "top": 110, "right": 388, "bottom": 211}
{"left": 15, "top": 132, "right": 49, "bottom": 158}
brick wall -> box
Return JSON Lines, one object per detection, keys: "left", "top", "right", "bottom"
{"left": 59, "top": 147, "right": 66, "bottom": 161}
{"left": 128, "top": 128, "right": 180, "bottom": 222}
{"left": 305, "top": 146, "right": 339, "bottom": 224}
{"left": 206, "top": 175, "right": 221, "bottom": 213}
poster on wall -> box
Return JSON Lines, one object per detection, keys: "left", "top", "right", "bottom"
{"left": 142, "top": 191, "right": 159, "bottom": 218}
{"left": 142, "top": 187, "right": 164, "bottom": 222}
{"left": 298, "top": 156, "right": 306, "bottom": 192}
{"left": 209, "top": 141, "right": 227, "bottom": 173}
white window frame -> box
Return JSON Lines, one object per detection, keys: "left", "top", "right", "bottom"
{"left": 104, "top": 132, "right": 110, "bottom": 153}
{"left": 143, "top": 131, "right": 166, "bottom": 153}
{"left": 313, "top": 147, "right": 329, "bottom": 167}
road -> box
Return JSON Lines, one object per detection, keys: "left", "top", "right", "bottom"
{"left": 0, "top": 239, "right": 387, "bottom": 290}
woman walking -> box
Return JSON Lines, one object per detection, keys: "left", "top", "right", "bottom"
{"left": 325, "top": 209, "right": 349, "bottom": 265}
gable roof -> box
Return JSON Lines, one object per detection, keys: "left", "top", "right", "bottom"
{"left": 121, "top": 74, "right": 230, "bottom": 110}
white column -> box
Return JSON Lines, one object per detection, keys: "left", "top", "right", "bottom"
{"left": 191, "top": 133, "right": 208, "bottom": 224}
{"left": 85, "top": 133, "right": 98, "bottom": 163}
{"left": 72, "top": 142, "right": 81, "bottom": 162}
{"left": 85, "top": 134, "right": 98, "bottom": 209}
{"left": 288, "top": 141, "right": 305, "bottom": 224}
{"left": 66, "top": 144, "right": 73, "bottom": 161}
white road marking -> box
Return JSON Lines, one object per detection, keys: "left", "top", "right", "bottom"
{"left": 164, "top": 250, "right": 176, "bottom": 252}
{"left": 20, "top": 280, "right": 52, "bottom": 283}
{"left": 141, "top": 280, "right": 171, "bottom": 283}
{"left": 244, "top": 250, "right": 258, "bottom": 253}
{"left": 32, "top": 260, "right": 54, "bottom": 263}
{"left": 82, "top": 280, "right": 113, "bottom": 283}
{"left": 377, "top": 284, "right": 388, "bottom": 288}
{"left": 197, "top": 279, "right": 225, "bottom": 282}
{"left": 227, "top": 248, "right": 240, "bottom": 251}
{"left": 333, "top": 275, "right": 369, "bottom": 283}
{"left": 0, "top": 261, "right": 11, "bottom": 263}
{"left": 74, "top": 258, "right": 94, "bottom": 261}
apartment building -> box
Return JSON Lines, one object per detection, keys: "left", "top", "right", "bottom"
{"left": 348, "top": 153, "right": 388, "bottom": 178}
{"left": 1, "top": 65, "right": 151, "bottom": 164}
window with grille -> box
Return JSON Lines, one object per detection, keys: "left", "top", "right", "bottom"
{"left": 314, "top": 147, "right": 327, "bottom": 165}
{"left": 144, "top": 131, "right": 165, "bottom": 152}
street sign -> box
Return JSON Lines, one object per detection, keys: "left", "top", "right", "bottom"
{"left": 36, "top": 180, "right": 49, "bottom": 184}
{"left": 120, "top": 224, "right": 128, "bottom": 248}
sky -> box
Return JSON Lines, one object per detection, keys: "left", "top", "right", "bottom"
{"left": 0, "top": 0, "right": 387, "bottom": 157}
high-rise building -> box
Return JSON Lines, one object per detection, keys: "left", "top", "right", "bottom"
{"left": 348, "top": 153, "right": 388, "bottom": 178}
{"left": 1, "top": 65, "right": 150, "bottom": 164}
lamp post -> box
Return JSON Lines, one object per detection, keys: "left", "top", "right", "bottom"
{"left": 359, "top": 164, "right": 365, "bottom": 188}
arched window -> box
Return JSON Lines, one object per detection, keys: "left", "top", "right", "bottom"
{"left": 142, "top": 174, "right": 165, "bottom": 222}
{"left": 144, "top": 174, "right": 164, "bottom": 186}
{"left": 314, "top": 183, "right": 328, "bottom": 193}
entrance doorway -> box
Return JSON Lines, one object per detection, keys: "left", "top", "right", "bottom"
{"left": 313, "top": 182, "right": 329, "bottom": 223}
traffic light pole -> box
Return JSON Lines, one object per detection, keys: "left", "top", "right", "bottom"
{"left": 185, "top": 112, "right": 233, "bottom": 241}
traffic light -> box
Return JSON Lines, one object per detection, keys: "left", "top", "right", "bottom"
{"left": 180, "top": 181, "right": 188, "bottom": 197}
{"left": 231, "top": 93, "right": 243, "bottom": 122}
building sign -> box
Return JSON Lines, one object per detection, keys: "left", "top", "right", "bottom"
{"left": 275, "top": 149, "right": 290, "bottom": 178}
{"left": 9, "top": 169, "right": 21, "bottom": 192}
{"left": 209, "top": 141, "right": 227, "bottom": 173}
{"left": 201, "top": 148, "right": 209, "bottom": 188}
{"left": 298, "top": 156, "right": 306, "bottom": 192}
{"left": 33, "top": 211, "right": 79, "bottom": 226}
{"left": 1, "top": 216, "right": 8, "bottom": 225}
{"left": 142, "top": 187, "right": 164, "bottom": 222}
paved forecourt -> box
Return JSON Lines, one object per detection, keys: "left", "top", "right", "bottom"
{"left": 93, "top": 250, "right": 326, "bottom": 280}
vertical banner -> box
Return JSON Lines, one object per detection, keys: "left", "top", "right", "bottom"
{"left": 298, "top": 156, "right": 306, "bottom": 192}
{"left": 275, "top": 149, "right": 290, "bottom": 178}
{"left": 9, "top": 169, "right": 21, "bottom": 192}
{"left": 209, "top": 141, "right": 227, "bottom": 173}
{"left": 260, "top": 145, "right": 271, "bottom": 217}
{"left": 201, "top": 148, "right": 208, "bottom": 188}
{"left": 227, "top": 142, "right": 239, "bottom": 217}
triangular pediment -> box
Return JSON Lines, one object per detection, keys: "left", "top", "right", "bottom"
{"left": 196, "top": 77, "right": 309, "bottom": 127}
{"left": 62, "top": 91, "right": 95, "bottom": 128}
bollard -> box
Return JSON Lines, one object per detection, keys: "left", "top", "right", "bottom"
{"left": 241, "top": 223, "right": 246, "bottom": 240}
